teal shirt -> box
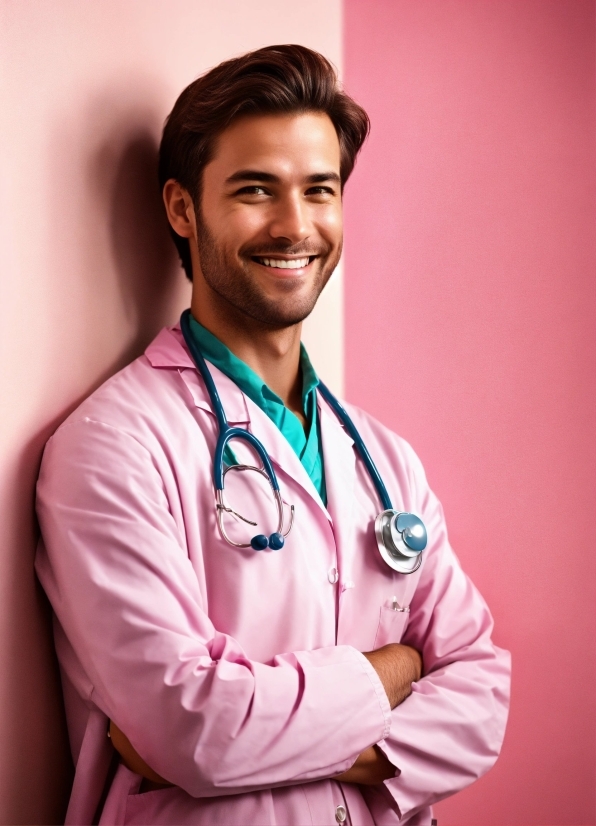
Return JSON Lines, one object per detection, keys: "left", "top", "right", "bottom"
{"left": 188, "top": 316, "right": 327, "bottom": 505}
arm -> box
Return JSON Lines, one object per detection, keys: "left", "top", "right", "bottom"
{"left": 108, "top": 643, "right": 423, "bottom": 788}
{"left": 374, "top": 447, "right": 511, "bottom": 819}
{"left": 36, "top": 420, "right": 391, "bottom": 797}
{"left": 335, "top": 644, "right": 422, "bottom": 784}
{"left": 362, "top": 644, "right": 422, "bottom": 709}
{"left": 109, "top": 721, "right": 170, "bottom": 786}
{"left": 110, "top": 725, "right": 396, "bottom": 788}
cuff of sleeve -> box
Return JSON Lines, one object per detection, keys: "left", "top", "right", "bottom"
{"left": 286, "top": 645, "right": 392, "bottom": 776}
{"left": 376, "top": 738, "right": 401, "bottom": 778}
{"left": 375, "top": 728, "right": 427, "bottom": 822}
{"left": 352, "top": 651, "right": 392, "bottom": 741}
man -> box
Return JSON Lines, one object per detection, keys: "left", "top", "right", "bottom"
{"left": 36, "top": 45, "right": 510, "bottom": 825}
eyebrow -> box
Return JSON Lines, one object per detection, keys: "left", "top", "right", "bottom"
{"left": 224, "top": 169, "right": 341, "bottom": 186}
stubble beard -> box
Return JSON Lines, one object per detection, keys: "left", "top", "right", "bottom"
{"left": 195, "top": 218, "right": 341, "bottom": 330}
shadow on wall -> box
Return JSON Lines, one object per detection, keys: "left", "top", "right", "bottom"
{"left": 1, "top": 433, "right": 74, "bottom": 825}
{"left": 104, "top": 132, "right": 183, "bottom": 362}
{"left": 42, "top": 90, "right": 189, "bottom": 407}
{"left": 3, "top": 91, "right": 189, "bottom": 823}
{"left": 88, "top": 120, "right": 185, "bottom": 374}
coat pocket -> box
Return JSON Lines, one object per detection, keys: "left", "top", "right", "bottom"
{"left": 373, "top": 598, "right": 410, "bottom": 648}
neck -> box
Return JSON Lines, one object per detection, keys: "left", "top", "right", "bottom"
{"left": 190, "top": 285, "right": 304, "bottom": 421}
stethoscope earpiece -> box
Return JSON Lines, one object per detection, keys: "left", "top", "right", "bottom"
{"left": 250, "top": 534, "right": 269, "bottom": 551}
{"left": 250, "top": 532, "right": 285, "bottom": 551}
{"left": 268, "top": 532, "right": 285, "bottom": 550}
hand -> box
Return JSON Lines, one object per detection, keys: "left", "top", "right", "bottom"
{"left": 362, "top": 643, "right": 422, "bottom": 709}
{"left": 334, "top": 745, "right": 396, "bottom": 785}
{"left": 109, "top": 720, "right": 171, "bottom": 786}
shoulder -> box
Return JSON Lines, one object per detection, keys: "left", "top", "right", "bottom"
{"left": 318, "top": 391, "right": 432, "bottom": 518}
{"left": 333, "top": 396, "right": 427, "bottom": 482}
{"left": 43, "top": 327, "right": 193, "bottom": 457}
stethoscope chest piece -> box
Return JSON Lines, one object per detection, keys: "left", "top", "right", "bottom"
{"left": 374, "top": 510, "right": 427, "bottom": 574}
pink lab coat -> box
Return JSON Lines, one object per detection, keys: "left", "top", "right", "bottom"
{"left": 36, "top": 324, "right": 511, "bottom": 826}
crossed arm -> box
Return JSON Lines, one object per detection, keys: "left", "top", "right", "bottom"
{"left": 109, "top": 642, "right": 422, "bottom": 788}
{"left": 38, "top": 420, "right": 509, "bottom": 813}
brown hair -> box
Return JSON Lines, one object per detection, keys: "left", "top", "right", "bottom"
{"left": 158, "top": 44, "right": 370, "bottom": 279}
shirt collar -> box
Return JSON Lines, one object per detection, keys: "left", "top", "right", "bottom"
{"left": 144, "top": 321, "right": 330, "bottom": 512}
{"left": 188, "top": 315, "right": 319, "bottom": 415}
{"left": 299, "top": 343, "right": 319, "bottom": 403}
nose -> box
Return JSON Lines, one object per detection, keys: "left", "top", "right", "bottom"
{"left": 267, "top": 193, "right": 310, "bottom": 245}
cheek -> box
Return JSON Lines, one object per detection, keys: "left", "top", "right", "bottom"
{"left": 319, "top": 207, "right": 343, "bottom": 247}
{"left": 225, "top": 207, "right": 270, "bottom": 244}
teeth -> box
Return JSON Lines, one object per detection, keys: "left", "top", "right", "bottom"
{"left": 258, "top": 257, "right": 310, "bottom": 269}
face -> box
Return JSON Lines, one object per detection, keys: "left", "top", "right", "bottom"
{"left": 194, "top": 112, "right": 343, "bottom": 329}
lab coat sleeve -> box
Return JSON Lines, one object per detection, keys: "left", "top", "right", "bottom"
{"left": 35, "top": 419, "right": 391, "bottom": 798}
{"left": 376, "top": 444, "right": 511, "bottom": 821}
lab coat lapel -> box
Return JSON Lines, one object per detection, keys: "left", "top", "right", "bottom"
{"left": 179, "top": 363, "right": 250, "bottom": 425}
{"left": 318, "top": 395, "right": 358, "bottom": 582}
{"left": 147, "top": 324, "right": 330, "bottom": 514}
{"left": 246, "top": 400, "right": 329, "bottom": 517}
{"left": 146, "top": 326, "right": 250, "bottom": 425}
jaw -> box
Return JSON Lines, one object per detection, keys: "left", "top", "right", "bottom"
{"left": 190, "top": 231, "right": 341, "bottom": 332}
{"left": 216, "top": 257, "right": 327, "bottom": 329}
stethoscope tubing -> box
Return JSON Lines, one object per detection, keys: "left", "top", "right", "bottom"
{"left": 179, "top": 309, "right": 426, "bottom": 569}
{"left": 214, "top": 427, "right": 280, "bottom": 492}
{"left": 182, "top": 309, "right": 393, "bottom": 508}
{"left": 180, "top": 309, "right": 280, "bottom": 492}
{"left": 317, "top": 382, "right": 393, "bottom": 512}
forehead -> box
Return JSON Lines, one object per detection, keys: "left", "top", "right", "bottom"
{"left": 206, "top": 112, "right": 341, "bottom": 180}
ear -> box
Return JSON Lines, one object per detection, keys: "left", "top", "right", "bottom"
{"left": 162, "top": 179, "right": 196, "bottom": 239}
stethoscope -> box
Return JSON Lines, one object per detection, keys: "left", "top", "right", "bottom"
{"left": 180, "top": 309, "right": 428, "bottom": 574}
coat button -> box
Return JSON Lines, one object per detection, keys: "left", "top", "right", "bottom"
{"left": 328, "top": 567, "right": 339, "bottom": 584}
{"left": 335, "top": 804, "right": 347, "bottom": 823}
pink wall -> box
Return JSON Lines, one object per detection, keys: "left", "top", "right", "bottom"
{"left": 344, "top": 1, "right": 596, "bottom": 824}
{"left": 3, "top": 1, "right": 594, "bottom": 822}
{"left": 0, "top": 2, "right": 341, "bottom": 822}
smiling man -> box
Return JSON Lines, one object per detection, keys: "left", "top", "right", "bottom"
{"left": 36, "top": 46, "right": 510, "bottom": 826}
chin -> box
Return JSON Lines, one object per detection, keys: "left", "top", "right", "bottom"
{"left": 244, "top": 298, "right": 318, "bottom": 329}
{"left": 230, "top": 280, "right": 321, "bottom": 328}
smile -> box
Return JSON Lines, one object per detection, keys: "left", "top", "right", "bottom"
{"left": 253, "top": 256, "right": 314, "bottom": 269}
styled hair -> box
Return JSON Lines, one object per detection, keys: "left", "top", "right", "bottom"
{"left": 158, "top": 44, "right": 370, "bottom": 279}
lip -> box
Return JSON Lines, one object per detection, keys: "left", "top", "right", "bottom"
{"left": 249, "top": 255, "right": 317, "bottom": 277}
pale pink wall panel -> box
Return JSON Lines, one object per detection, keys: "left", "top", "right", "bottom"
{"left": 344, "top": 2, "right": 595, "bottom": 824}
{"left": 0, "top": 2, "right": 342, "bottom": 822}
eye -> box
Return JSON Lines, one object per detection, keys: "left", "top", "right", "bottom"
{"left": 305, "top": 186, "right": 336, "bottom": 197}
{"left": 235, "top": 185, "right": 269, "bottom": 197}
